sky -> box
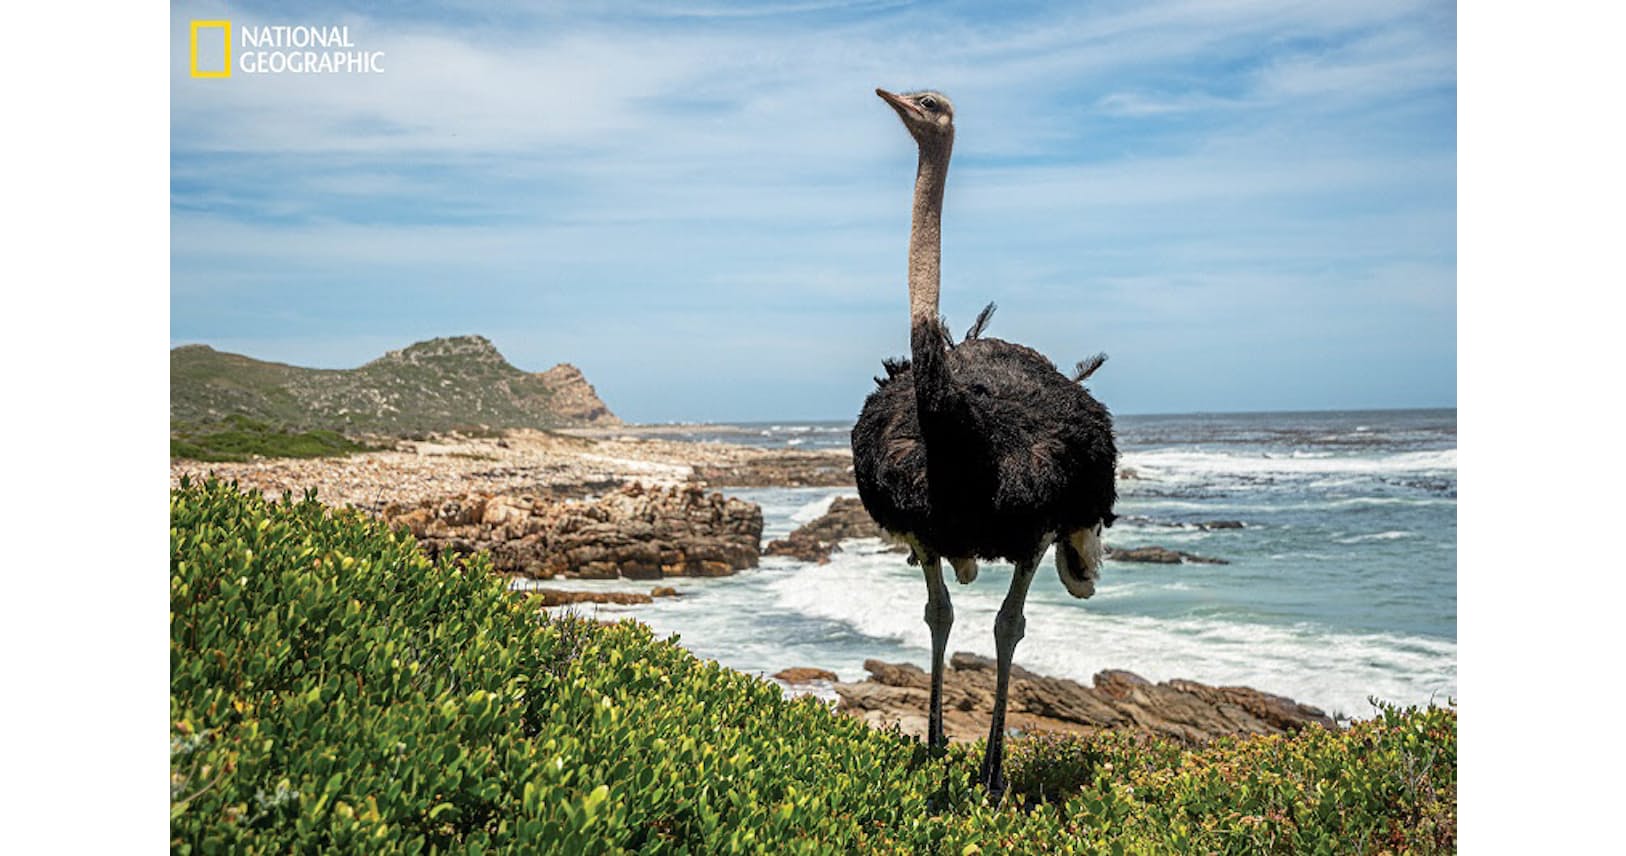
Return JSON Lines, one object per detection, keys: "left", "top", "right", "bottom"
{"left": 170, "top": 0, "right": 1456, "bottom": 423}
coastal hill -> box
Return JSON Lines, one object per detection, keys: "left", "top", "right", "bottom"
{"left": 170, "top": 335, "right": 620, "bottom": 434}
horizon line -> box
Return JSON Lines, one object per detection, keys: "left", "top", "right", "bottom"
{"left": 619, "top": 405, "right": 1459, "bottom": 426}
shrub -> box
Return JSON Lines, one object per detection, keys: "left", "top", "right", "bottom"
{"left": 171, "top": 477, "right": 1455, "bottom": 853}
{"left": 995, "top": 708, "right": 1456, "bottom": 854}
{"left": 170, "top": 416, "right": 382, "bottom": 462}
{"left": 171, "top": 477, "right": 963, "bottom": 853}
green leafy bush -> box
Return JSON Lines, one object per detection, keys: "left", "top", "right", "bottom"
{"left": 171, "top": 478, "right": 1455, "bottom": 853}
{"left": 170, "top": 415, "right": 381, "bottom": 462}
{"left": 996, "top": 709, "right": 1456, "bottom": 853}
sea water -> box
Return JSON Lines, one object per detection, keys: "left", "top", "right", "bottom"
{"left": 524, "top": 409, "right": 1456, "bottom": 721}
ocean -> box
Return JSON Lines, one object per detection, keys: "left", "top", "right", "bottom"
{"left": 523, "top": 409, "right": 1456, "bottom": 721}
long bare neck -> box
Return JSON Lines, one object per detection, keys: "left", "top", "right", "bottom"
{"left": 907, "top": 137, "right": 952, "bottom": 326}
{"left": 907, "top": 134, "right": 962, "bottom": 438}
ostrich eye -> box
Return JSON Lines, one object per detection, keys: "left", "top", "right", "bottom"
{"left": 919, "top": 96, "right": 938, "bottom": 111}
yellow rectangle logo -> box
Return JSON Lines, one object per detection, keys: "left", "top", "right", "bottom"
{"left": 190, "top": 20, "right": 231, "bottom": 78}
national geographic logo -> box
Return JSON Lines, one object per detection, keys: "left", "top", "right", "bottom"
{"left": 189, "top": 21, "right": 232, "bottom": 78}
{"left": 189, "top": 21, "right": 386, "bottom": 78}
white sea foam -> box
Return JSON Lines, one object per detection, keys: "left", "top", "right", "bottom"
{"left": 790, "top": 492, "right": 847, "bottom": 524}
{"left": 766, "top": 548, "right": 1456, "bottom": 719}
{"left": 1123, "top": 448, "right": 1456, "bottom": 480}
{"left": 1334, "top": 531, "right": 1417, "bottom": 544}
{"left": 729, "top": 487, "right": 853, "bottom": 539}
{"left": 1126, "top": 497, "right": 1455, "bottom": 512}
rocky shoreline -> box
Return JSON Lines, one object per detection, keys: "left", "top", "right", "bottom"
{"left": 170, "top": 427, "right": 1222, "bottom": 576}
{"left": 382, "top": 482, "right": 763, "bottom": 579}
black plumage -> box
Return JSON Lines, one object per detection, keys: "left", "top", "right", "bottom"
{"left": 853, "top": 312, "right": 1118, "bottom": 571}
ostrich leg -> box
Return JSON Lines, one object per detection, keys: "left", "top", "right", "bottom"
{"left": 977, "top": 556, "right": 1038, "bottom": 800}
{"left": 921, "top": 554, "right": 953, "bottom": 751}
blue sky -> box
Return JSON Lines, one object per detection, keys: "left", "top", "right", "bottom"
{"left": 170, "top": 0, "right": 1456, "bottom": 422}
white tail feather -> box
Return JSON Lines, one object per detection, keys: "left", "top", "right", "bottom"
{"left": 949, "top": 556, "right": 979, "bottom": 584}
{"left": 1057, "top": 523, "right": 1103, "bottom": 598}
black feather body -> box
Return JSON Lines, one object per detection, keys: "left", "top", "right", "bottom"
{"left": 852, "top": 312, "right": 1118, "bottom": 564}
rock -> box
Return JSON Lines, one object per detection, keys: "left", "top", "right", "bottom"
{"left": 832, "top": 653, "right": 1335, "bottom": 745}
{"left": 650, "top": 586, "right": 680, "bottom": 598}
{"left": 383, "top": 482, "right": 764, "bottom": 579}
{"left": 522, "top": 588, "right": 653, "bottom": 606}
{"left": 1106, "top": 545, "right": 1229, "bottom": 565}
{"left": 861, "top": 658, "right": 932, "bottom": 690}
{"left": 763, "top": 497, "right": 907, "bottom": 563}
{"left": 533, "top": 363, "right": 621, "bottom": 427}
{"left": 773, "top": 667, "right": 840, "bottom": 683}
{"left": 1198, "top": 520, "right": 1245, "bottom": 530}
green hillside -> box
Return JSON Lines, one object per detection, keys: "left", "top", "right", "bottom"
{"left": 170, "top": 335, "right": 618, "bottom": 437}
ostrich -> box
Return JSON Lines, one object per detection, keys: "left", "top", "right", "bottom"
{"left": 852, "top": 88, "right": 1118, "bottom": 800}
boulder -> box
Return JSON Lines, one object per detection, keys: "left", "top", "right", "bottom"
{"left": 763, "top": 497, "right": 907, "bottom": 563}
{"left": 1106, "top": 545, "right": 1229, "bottom": 565}
{"left": 773, "top": 667, "right": 840, "bottom": 683}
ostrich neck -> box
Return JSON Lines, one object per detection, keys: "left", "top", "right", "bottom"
{"left": 907, "top": 137, "right": 952, "bottom": 326}
{"left": 907, "top": 134, "right": 962, "bottom": 444}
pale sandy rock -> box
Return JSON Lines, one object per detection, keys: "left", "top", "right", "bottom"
{"left": 833, "top": 653, "right": 1335, "bottom": 745}
{"left": 381, "top": 482, "right": 763, "bottom": 580}
{"left": 773, "top": 667, "right": 840, "bottom": 683}
{"left": 172, "top": 428, "right": 853, "bottom": 510}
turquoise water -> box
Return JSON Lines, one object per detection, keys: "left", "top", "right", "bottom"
{"left": 528, "top": 409, "right": 1456, "bottom": 720}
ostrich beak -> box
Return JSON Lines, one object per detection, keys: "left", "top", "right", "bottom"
{"left": 876, "top": 88, "right": 921, "bottom": 119}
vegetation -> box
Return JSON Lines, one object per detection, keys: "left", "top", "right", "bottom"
{"left": 170, "top": 416, "right": 382, "bottom": 462}
{"left": 171, "top": 478, "right": 1456, "bottom": 853}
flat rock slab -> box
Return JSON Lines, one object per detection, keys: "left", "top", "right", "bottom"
{"left": 834, "top": 653, "right": 1334, "bottom": 745}
{"left": 518, "top": 586, "right": 684, "bottom": 607}
{"left": 1107, "top": 545, "right": 1229, "bottom": 565}
{"left": 692, "top": 450, "right": 855, "bottom": 488}
{"left": 524, "top": 589, "right": 649, "bottom": 606}
{"left": 773, "top": 667, "right": 841, "bottom": 683}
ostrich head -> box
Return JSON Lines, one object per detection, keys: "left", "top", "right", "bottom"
{"left": 876, "top": 88, "right": 954, "bottom": 147}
